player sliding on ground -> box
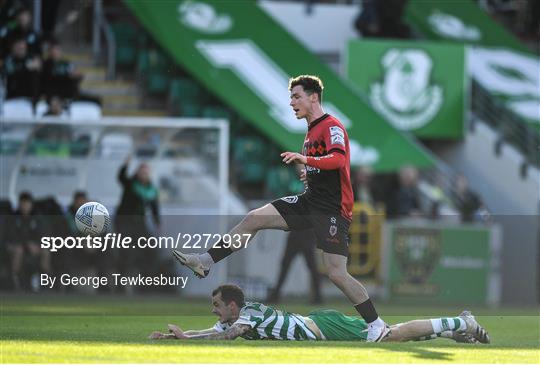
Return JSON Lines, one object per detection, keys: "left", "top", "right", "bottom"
{"left": 173, "top": 75, "right": 390, "bottom": 342}
{"left": 148, "top": 285, "right": 490, "bottom": 344}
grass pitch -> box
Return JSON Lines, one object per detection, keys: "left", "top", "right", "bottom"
{"left": 1, "top": 293, "right": 539, "bottom": 363}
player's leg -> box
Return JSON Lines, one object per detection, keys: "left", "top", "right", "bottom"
{"left": 384, "top": 312, "right": 490, "bottom": 344}
{"left": 321, "top": 252, "right": 389, "bottom": 342}
{"left": 313, "top": 213, "right": 388, "bottom": 342}
{"left": 173, "top": 203, "right": 288, "bottom": 277}
{"left": 301, "top": 231, "right": 322, "bottom": 303}
{"left": 322, "top": 253, "right": 369, "bottom": 304}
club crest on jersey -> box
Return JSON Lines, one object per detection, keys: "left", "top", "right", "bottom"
{"left": 329, "top": 225, "right": 337, "bottom": 237}
{"left": 281, "top": 196, "right": 298, "bottom": 204}
{"left": 329, "top": 126, "right": 345, "bottom": 146}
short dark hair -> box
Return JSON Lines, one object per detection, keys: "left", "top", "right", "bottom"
{"left": 19, "top": 191, "right": 33, "bottom": 202}
{"left": 288, "top": 75, "right": 324, "bottom": 103}
{"left": 212, "top": 284, "right": 245, "bottom": 307}
{"left": 73, "top": 190, "right": 87, "bottom": 200}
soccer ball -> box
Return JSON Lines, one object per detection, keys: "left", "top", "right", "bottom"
{"left": 75, "top": 202, "right": 111, "bottom": 236}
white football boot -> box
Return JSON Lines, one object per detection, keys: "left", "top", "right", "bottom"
{"left": 458, "top": 310, "right": 490, "bottom": 344}
{"left": 172, "top": 250, "right": 209, "bottom": 278}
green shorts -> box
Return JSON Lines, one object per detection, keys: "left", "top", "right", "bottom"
{"left": 308, "top": 309, "right": 368, "bottom": 341}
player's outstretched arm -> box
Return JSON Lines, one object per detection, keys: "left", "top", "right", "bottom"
{"left": 148, "top": 324, "right": 216, "bottom": 340}
{"left": 187, "top": 323, "right": 251, "bottom": 340}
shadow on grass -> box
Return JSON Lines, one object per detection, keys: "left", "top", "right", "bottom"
{"left": 3, "top": 336, "right": 539, "bottom": 352}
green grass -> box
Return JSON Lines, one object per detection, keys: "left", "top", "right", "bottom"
{"left": 1, "top": 293, "right": 539, "bottom": 363}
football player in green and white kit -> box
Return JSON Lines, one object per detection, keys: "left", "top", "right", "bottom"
{"left": 149, "top": 285, "right": 490, "bottom": 344}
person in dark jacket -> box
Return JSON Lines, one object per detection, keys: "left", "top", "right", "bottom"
{"left": 41, "top": 40, "right": 101, "bottom": 104}
{"left": 452, "top": 175, "right": 484, "bottom": 223}
{"left": 2, "top": 36, "right": 41, "bottom": 101}
{"left": 4, "top": 6, "right": 42, "bottom": 58}
{"left": 115, "top": 155, "right": 160, "bottom": 286}
{"left": 6, "top": 192, "right": 50, "bottom": 290}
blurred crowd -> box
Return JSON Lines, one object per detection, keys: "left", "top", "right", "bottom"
{"left": 0, "top": 157, "right": 168, "bottom": 293}
{"left": 351, "top": 164, "right": 488, "bottom": 222}
{"left": 0, "top": 1, "right": 100, "bottom": 116}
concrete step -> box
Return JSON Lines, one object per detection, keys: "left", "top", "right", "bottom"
{"left": 64, "top": 51, "right": 93, "bottom": 62}
{"left": 79, "top": 66, "right": 106, "bottom": 82}
{"left": 81, "top": 80, "right": 138, "bottom": 96}
{"left": 103, "top": 109, "right": 168, "bottom": 117}
{"left": 103, "top": 95, "right": 140, "bottom": 110}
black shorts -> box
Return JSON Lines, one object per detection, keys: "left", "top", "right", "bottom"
{"left": 271, "top": 194, "right": 350, "bottom": 257}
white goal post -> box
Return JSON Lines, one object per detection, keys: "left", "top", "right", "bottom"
{"left": 0, "top": 116, "right": 230, "bottom": 216}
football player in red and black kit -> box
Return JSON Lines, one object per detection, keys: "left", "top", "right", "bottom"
{"left": 173, "top": 75, "right": 389, "bottom": 342}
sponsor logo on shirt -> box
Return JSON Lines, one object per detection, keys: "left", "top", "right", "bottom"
{"left": 281, "top": 196, "right": 298, "bottom": 204}
{"left": 329, "top": 126, "right": 345, "bottom": 146}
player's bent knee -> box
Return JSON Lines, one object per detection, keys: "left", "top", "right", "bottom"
{"left": 327, "top": 270, "right": 348, "bottom": 285}
{"left": 243, "top": 204, "right": 287, "bottom": 230}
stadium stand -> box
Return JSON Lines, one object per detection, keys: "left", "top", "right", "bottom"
{"left": 0, "top": 0, "right": 537, "bottom": 306}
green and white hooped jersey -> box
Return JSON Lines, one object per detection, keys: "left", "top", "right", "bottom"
{"left": 213, "top": 302, "right": 318, "bottom": 341}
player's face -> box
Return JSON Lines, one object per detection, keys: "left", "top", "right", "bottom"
{"left": 290, "top": 85, "right": 315, "bottom": 119}
{"left": 19, "top": 200, "right": 32, "bottom": 215}
{"left": 137, "top": 164, "right": 151, "bottom": 184}
{"left": 211, "top": 293, "right": 237, "bottom": 323}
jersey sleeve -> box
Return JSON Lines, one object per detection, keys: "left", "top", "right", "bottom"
{"left": 233, "top": 306, "right": 263, "bottom": 329}
{"left": 323, "top": 122, "right": 346, "bottom": 154}
{"left": 213, "top": 321, "right": 230, "bottom": 333}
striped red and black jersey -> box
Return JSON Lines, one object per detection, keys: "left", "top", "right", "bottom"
{"left": 302, "top": 114, "right": 353, "bottom": 221}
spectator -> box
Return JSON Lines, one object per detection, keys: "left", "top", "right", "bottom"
{"left": 452, "top": 174, "right": 484, "bottom": 223}
{"left": 267, "top": 229, "right": 323, "bottom": 304}
{"left": 43, "top": 95, "right": 66, "bottom": 116}
{"left": 6, "top": 192, "right": 50, "bottom": 290}
{"left": 116, "top": 156, "right": 160, "bottom": 235}
{"left": 33, "top": 196, "right": 69, "bottom": 279}
{"left": 41, "top": 40, "right": 101, "bottom": 104}
{"left": 0, "top": 200, "right": 14, "bottom": 289}
{"left": 0, "top": 0, "right": 21, "bottom": 60}
{"left": 267, "top": 166, "right": 322, "bottom": 304}
{"left": 66, "top": 191, "right": 88, "bottom": 236}
{"left": 41, "top": 0, "right": 62, "bottom": 42}
{"left": 355, "top": 0, "right": 411, "bottom": 39}
{"left": 115, "top": 155, "right": 160, "bottom": 288}
{"left": 2, "top": 36, "right": 41, "bottom": 101}
{"left": 394, "top": 165, "right": 421, "bottom": 217}
{"left": 354, "top": 0, "right": 379, "bottom": 38}
{"left": 5, "top": 6, "right": 42, "bottom": 58}
{"left": 352, "top": 166, "right": 374, "bottom": 205}
{"left": 63, "top": 191, "right": 109, "bottom": 290}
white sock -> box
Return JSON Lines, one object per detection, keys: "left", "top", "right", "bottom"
{"left": 430, "top": 317, "right": 466, "bottom": 333}
{"left": 368, "top": 317, "right": 385, "bottom": 327}
{"left": 199, "top": 253, "right": 214, "bottom": 269}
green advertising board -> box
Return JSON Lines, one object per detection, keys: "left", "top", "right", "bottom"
{"left": 469, "top": 47, "right": 540, "bottom": 129}
{"left": 404, "top": 1, "right": 539, "bottom": 130}
{"left": 124, "top": 0, "right": 434, "bottom": 172}
{"left": 384, "top": 223, "right": 495, "bottom": 305}
{"left": 346, "top": 39, "right": 466, "bottom": 139}
{"left": 405, "top": 0, "right": 530, "bottom": 53}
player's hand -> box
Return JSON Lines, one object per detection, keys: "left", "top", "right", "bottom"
{"left": 149, "top": 331, "right": 167, "bottom": 339}
{"left": 124, "top": 153, "right": 133, "bottom": 165}
{"left": 281, "top": 152, "right": 307, "bottom": 165}
{"left": 168, "top": 324, "right": 188, "bottom": 339}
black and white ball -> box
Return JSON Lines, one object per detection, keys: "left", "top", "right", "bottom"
{"left": 75, "top": 202, "right": 111, "bottom": 236}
